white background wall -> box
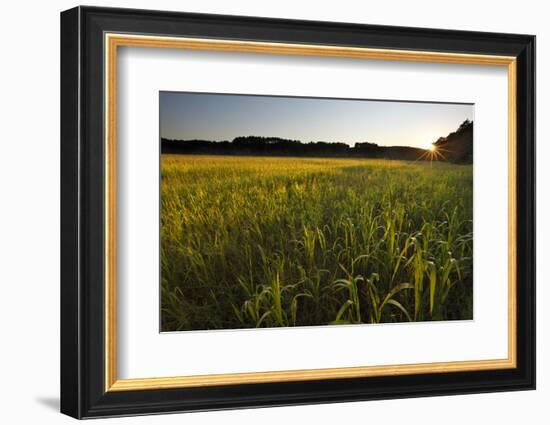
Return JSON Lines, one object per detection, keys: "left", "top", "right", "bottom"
{"left": 0, "top": 0, "right": 545, "bottom": 423}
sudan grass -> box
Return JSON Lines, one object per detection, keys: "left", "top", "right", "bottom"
{"left": 161, "top": 155, "right": 473, "bottom": 331}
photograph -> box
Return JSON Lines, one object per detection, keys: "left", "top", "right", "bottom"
{"left": 160, "top": 92, "right": 474, "bottom": 332}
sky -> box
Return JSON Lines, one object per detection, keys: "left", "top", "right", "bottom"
{"left": 160, "top": 92, "right": 473, "bottom": 150}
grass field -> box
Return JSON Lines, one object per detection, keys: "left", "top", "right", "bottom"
{"left": 160, "top": 154, "right": 473, "bottom": 331}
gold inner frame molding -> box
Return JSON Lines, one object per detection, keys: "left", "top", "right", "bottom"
{"left": 104, "top": 33, "right": 517, "bottom": 392}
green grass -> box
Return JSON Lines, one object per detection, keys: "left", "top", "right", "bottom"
{"left": 160, "top": 155, "right": 473, "bottom": 331}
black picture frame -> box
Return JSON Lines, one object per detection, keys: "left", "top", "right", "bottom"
{"left": 61, "top": 5, "right": 535, "bottom": 419}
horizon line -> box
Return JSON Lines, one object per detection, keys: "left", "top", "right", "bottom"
{"left": 160, "top": 120, "right": 473, "bottom": 150}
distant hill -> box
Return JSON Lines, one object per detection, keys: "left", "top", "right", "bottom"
{"left": 161, "top": 120, "right": 473, "bottom": 163}
{"left": 433, "top": 119, "right": 473, "bottom": 163}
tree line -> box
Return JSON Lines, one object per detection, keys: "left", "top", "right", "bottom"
{"left": 161, "top": 120, "right": 473, "bottom": 163}
{"left": 162, "top": 136, "right": 428, "bottom": 161}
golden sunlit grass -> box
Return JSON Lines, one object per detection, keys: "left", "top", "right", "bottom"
{"left": 161, "top": 154, "right": 473, "bottom": 331}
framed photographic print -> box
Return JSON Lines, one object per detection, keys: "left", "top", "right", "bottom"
{"left": 60, "top": 6, "right": 535, "bottom": 419}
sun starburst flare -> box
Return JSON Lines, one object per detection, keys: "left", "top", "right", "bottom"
{"left": 416, "top": 143, "right": 449, "bottom": 164}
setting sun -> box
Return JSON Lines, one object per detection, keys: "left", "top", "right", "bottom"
{"left": 428, "top": 144, "right": 436, "bottom": 152}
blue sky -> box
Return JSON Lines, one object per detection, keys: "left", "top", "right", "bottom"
{"left": 160, "top": 92, "right": 473, "bottom": 150}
